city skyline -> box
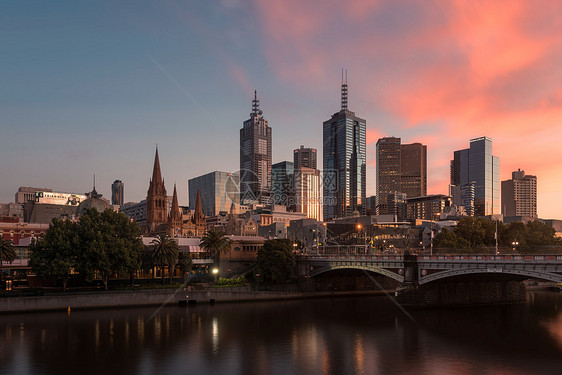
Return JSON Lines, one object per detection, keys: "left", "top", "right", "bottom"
{"left": 1, "top": 1, "right": 562, "bottom": 219}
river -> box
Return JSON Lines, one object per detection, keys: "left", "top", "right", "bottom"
{"left": 1, "top": 291, "right": 562, "bottom": 375}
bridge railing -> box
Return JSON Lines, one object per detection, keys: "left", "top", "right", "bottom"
{"left": 299, "top": 254, "right": 404, "bottom": 261}
{"left": 418, "top": 254, "right": 562, "bottom": 262}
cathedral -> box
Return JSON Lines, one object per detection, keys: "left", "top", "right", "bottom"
{"left": 145, "top": 148, "right": 206, "bottom": 237}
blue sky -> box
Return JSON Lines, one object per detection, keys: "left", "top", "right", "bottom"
{"left": 2, "top": 1, "right": 562, "bottom": 218}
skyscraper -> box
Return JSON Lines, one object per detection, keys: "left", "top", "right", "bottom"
{"left": 501, "top": 169, "right": 537, "bottom": 218}
{"left": 240, "top": 90, "right": 272, "bottom": 204}
{"left": 450, "top": 137, "right": 500, "bottom": 216}
{"left": 294, "top": 145, "right": 317, "bottom": 170}
{"left": 272, "top": 161, "right": 294, "bottom": 209}
{"left": 323, "top": 72, "right": 366, "bottom": 220}
{"left": 111, "top": 180, "right": 124, "bottom": 207}
{"left": 376, "top": 138, "right": 428, "bottom": 214}
{"left": 188, "top": 171, "right": 240, "bottom": 217}
{"left": 294, "top": 167, "right": 322, "bottom": 221}
{"left": 376, "top": 137, "right": 401, "bottom": 215}
{"left": 400, "top": 143, "right": 427, "bottom": 198}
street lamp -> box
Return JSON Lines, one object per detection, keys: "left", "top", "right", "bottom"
{"left": 212, "top": 268, "right": 219, "bottom": 283}
{"left": 255, "top": 273, "right": 261, "bottom": 290}
{"left": 511, "top": 241, "right": 519, "bottom": 254}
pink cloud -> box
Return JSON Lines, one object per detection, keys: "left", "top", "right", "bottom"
{"left": 254, "top": 0, "right": 562, "bottom": 217}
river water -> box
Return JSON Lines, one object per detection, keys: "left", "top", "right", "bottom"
{"left": 1, "top": 291, "right": 562, "bottom": 375}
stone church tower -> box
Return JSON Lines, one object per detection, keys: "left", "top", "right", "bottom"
{"left": 146, "top": 147, "right": 167, "bottom": 234}
{"left": 168, "top": 183, "right": 182, "bottom": 236}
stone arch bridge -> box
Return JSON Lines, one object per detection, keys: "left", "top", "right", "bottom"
{"left": 298, "top": 253, "right": 562, "bottom": 306}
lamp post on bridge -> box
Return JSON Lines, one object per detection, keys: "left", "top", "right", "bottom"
{"left": 356, "top": 224, "right": 366, "bottom": 255}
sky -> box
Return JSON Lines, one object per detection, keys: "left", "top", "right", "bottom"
{"left": 1, "top": 0, "right": 562, "bottom": 218}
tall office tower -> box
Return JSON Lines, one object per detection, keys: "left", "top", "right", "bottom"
{"left": 272, "top": 161, "right": 295, "bottom": 209}
{"left": 240, "top": 90, "right": 272, "bottom": 205}
{"left": 400, "top": 143, "right": 427, "bottom": 198}
{"left": 450, "top": 137, "right": 500, "bottom": 216}
{"left": 294, "top": 145, "right": 317, "bottom": 170}
{"left": 376, "top": 138, "right": 427, "bottom": 215}
{"left": 146, "top": 147, "right": 168, "bottom": 233}
{"left": 111, "top": 180, "right": 124, "bottom": 207}
{"left": 294, "top": 167, "right": 322, "bottom": 221}
{"left": 376, "top": 137, "right": 401, "bottom": 215}
{"left": 323, "top": 71, "right": 366, "bottom": 220}
{"left": 501, "top": 169, "right": 537, "bottom": 218}
{"left": 188, "top": 171, "right": 240, "bottom": 217}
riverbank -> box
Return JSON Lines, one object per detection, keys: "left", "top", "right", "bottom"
{"left": 0, "top": 287, "right": 393, "bottom": 314}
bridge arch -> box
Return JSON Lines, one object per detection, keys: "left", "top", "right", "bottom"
{"left": 309, "top": 263, "right": 404, "bottom": 283}
{"left": 419, "top": 268, "right": 562, "bottom": 285}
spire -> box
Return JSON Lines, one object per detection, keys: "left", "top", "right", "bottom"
{"left": 251, "top": 90, "right": 262, "bottom": 118}
{"left": 195, "top": 189, "right": 203, "bottom": 218}
{"left": 152, "top": 146, "right": 163, "bottom": 184}
{"left": 171, "top": 183, "right": 179, "bottom": 214}
{"left": 341, "top": 68, "right": 348, "bottom": 111}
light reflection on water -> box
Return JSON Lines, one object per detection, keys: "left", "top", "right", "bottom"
{"left": 1, "top": 291, "right": 562, "bottom": 375}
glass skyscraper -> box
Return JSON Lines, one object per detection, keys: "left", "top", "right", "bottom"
{"left": 450, "top": 137, "right": 500, "bottom": 216}
{"left": 323, "top": 75, "right": 366, "bottom": 220}
{"left": 188, "top": 171, "right": 239, "bottom": 217}
{"left": 272, "top": 161, "right": 294, "bottom": 208}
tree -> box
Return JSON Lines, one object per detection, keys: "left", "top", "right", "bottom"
{"left": 454, "top": 217, "right": 486, "bottom": 247}
{"left": 0, "top": 238, "right": 17, "bottom": 275}
{"left": 76, "top": 209, "right": 144, "bottom": 290}
{"left": 28, "top": 219, "right": 78, "bottom": 291}
{"left": 150, "top": 234, "right": 179, "bottom": 284}
{"left": 200, "top": 229, "right": 230, "bottom": 259}
{"left": 255, "top": 239, "right": 296, "bottom": 284}
{"left": 177, "top": 252, "right": 193, "bottom": 283}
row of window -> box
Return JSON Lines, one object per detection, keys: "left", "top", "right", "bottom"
{"left": 234, "top": 245, "right": 262, "bottom": 252}
{"left": 0, "top": 230, "right": 38, "bottom": 237}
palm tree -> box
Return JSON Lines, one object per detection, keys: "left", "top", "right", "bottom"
{"left": 0, "top": 238, "right": 17, "bottom": 268}
{"left": 200, "top": 230, "right": 230, "bottom": 259}
{"left": 150, "top": 234, "right": 179, "bottom": 284}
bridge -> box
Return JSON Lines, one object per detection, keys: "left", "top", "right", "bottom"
{"left": 297, "top": 251, "right": 562, "bottom": 306}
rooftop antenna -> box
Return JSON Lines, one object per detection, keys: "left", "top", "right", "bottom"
{"left": 93, "top": 174, "right": 96, "bottom": 190}
{"left": 341, "top": 68, "right": 348, "bottom": 111}
{"left": 252, "top": 90, "right": 260, "bottom": 118}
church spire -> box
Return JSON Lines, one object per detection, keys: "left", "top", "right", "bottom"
{"left": 195, "top": 189, "right": 203, "bottom": 217}
{"left": 171, "top": 183, "right": 179, "bottom": 215}
{"left": 152, "top": 146, "right": 162, "bottom": 184}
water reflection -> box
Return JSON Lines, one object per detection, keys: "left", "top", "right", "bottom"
{"left": 1, "top": 292, "right": 562, "bottom": 375}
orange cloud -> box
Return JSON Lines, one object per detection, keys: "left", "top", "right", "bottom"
{"left": 254, "top": 0, "right": 562, "bottom": 217}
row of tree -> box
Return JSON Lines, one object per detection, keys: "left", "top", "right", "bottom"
{"left": 29, "top": 209, "right": 192, "bottom": 290}
{"left": 434, "top": 217, "right": 561, "bottom": 251}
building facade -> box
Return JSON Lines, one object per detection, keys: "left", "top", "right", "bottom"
{"left": 188, "top": 171, "right": 239, "bottom": 217}
{"left": 376, "top": 137, "right": 401, "bottom": 215}
{"left": 240, "top": 90, "right": 272, "bottom": 205}
{"left": 501, "top": 169, "right": 537, "bottom": 218}
{"left": 294, "top": 167, "right": 322, "bottom": 221}
{"left": 15, "top": 187, "right": 52, "bottom": 204}
{"left": 111, "top": 180, "right": 124, "bottom": 207}
{"left": 294, "top": 145, "right": 317, "bottom": 170}
{"left": 400, "top": 143, "right": 427, "bottom": 198}
{"left": 406, "top": 195, "right": 452, "bottom": 221}
{"left": 272, "top": 161, "right": 294, "bottom": 209}
{"left": 323, "top": 75, "right": 366, "bottom": 219}
{"left": 450, "top": 137, "right": 500, "bottom": 216}
{"left": 376, "top": 138, "right": 427, "bottom": 215}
